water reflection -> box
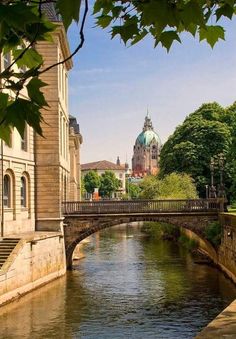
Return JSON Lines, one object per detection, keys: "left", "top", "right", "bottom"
{"left": 0, "top": 224, "right": 235, "bottom": 339}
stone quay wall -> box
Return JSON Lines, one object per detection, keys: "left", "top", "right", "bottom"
{"left": 0, "top": 233, "right": 66, "bottom": 306}
{"left": 218, "top": 213, "right": 236, "bottom": 283}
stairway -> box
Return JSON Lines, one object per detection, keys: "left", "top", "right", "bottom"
{"left": 0, "top": 238, "right": 20, "bottom": 269}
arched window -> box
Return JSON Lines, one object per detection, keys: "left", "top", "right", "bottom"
{"left": 152, "top": 145, "right": 157, "bottom": 159}
{"left": 3, "top": 175, "right": 11, "bottom": 208}
{"left": 20, "top": 176, "right": 27, "bottom": 207}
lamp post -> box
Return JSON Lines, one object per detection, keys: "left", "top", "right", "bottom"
{"left": 209, "top": 157, "right": 217, "bottom": 198}
{"left": 217, "top": 153, "right": 226, "bottom": 198}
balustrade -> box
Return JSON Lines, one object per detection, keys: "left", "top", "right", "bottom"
{"left": 62, "top": 198, "right": 222, "bottom": 215}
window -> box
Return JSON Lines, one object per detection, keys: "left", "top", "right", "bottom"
{"left": 3, "top": 53, "right": 11, "bottom": 69}
{"left": 20, "top": 176, "right": 27, "bottom": 207}
{"left": 3, "top": 175, "right": 11, "bottom": 208}
{"left": 152, "top": 145, "right": 157, "bottom": 160}
{"left": 21, "top": 125, "right": 27, "bottom": 151}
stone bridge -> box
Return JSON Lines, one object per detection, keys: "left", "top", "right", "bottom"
{"left": 62, "top": 198, "right": 224, "bottom": 269}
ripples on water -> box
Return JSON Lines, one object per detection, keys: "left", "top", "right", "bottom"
{"left": 0, "top": 224, "right": 236, "bottom": 339}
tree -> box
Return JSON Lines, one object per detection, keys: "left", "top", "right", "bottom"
{"left": 158, "top": 173, "right": 198, "bottom": 199}
{"left": 126, "top": 180, "right": 141, "bottom": 199}
{"left": 83, "top": 170, "right": 100, "bottom": 194}
{"left": 139, "top": 175, "right": 161, "bottom": 199}
{"left": 1, "top": 0, "right": 236, "bottom": 143}
{"left": 139, "top": 173, "right": 197, "bottom": 199}
{"left": 99, "top": 171, "right": 120, "bottom": 198}
{"left": 159, "top": 103, "right": 232, "bottom": 196}
{"left": 94, "top": 0, "right": 232, "bottom": 50}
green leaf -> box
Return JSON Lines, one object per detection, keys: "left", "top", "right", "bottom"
{"left": 215, "top": 4, "right": 234, "bottom": 21}
{"left": 93, "top": 0, "right": 113, "bottom": 15}
{"left": 12, "top": 48, "right": 43, "bottom": 69}
{"left": 224, "top": 0, "right": 235, "bottom": 7}
{"left": 0, "top": 3, "right": 39, "bottom": 30}
{"left": 131, "top": 29, "right": 148, "bottom": 46}
{"left": 0, "top": 93, "right": 9, "bottom": 112}
{"left": 199, "top": 25, "right": 225, "bottom": 48}
{"left": 96, "top": 15, "right": 113, "bottom": 28}
{"left": 5, "top": 99, "right": 43, "bottom": 138}
{"left": 180, "top": 0, "right": 205, "bottom": 27}
{"left": 0, "top": 124, "right": 11, "bottom": 145}
{"left": 26, "top": 77, "right": 48, "bottom": 107}
{"left": 56, "top": 0, "right": 81, "bottom": 31}
{"left": 157, "top": 31, "right": 181, "bottom": 51}
{"left": 112, "top": 6, "right": 123, "bottom": 18}
{"left": 111, "top": 16, "right": 139, "bottom": 44}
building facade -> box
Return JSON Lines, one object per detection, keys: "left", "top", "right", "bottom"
{"left": 132, "top": 113, "right": 161, "bottom": 177}
{"left": 69, "top": 115, "right": 83, "bottom": 201}
{"left": 0, "top": 3, "right": 84, "bottom": 306}
{"left": 81, "top": 160, "right": 126, "bottom": 199}
{"left": 0, "top": 4, "right": 82, "bottom": 236}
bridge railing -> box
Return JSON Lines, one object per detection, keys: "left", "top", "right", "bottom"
{"left": 62, "top": 198, "right": 223, "bottom": 215}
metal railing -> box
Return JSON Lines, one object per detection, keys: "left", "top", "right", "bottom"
{"left": 62, "top": 198, "right": 223, "bottom": 215}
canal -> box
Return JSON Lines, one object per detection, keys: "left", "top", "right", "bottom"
{"left": 0, "top": 224, "right": 236, "bottom": 339}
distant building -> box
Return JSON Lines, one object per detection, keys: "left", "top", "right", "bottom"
{"left": 132, "top": 113, "right": 161, "bottom": 177}
{"left": 81, "top": 160, "right": 126, "bottom": 199}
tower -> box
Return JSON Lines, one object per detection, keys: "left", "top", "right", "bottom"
{"left": 132, "top": 113, "right": 161, "bottom": 177}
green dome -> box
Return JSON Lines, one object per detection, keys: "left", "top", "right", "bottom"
{"left": 137, "top": 130, "right": 161, "bottom": 146}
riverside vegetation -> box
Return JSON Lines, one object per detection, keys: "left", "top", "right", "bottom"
{"left": 142, "top": 221, "right": 222, "bottom": 252}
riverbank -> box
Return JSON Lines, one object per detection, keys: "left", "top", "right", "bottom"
{"left": 0, "top": 231, "right": 66, "bottom": 307}
{"left": 196, "top": 299, "right": 236, "bottom": 338}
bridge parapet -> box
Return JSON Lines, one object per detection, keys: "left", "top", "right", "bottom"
{"left": 62, "top": 198, "right": 223, "bottom": 215}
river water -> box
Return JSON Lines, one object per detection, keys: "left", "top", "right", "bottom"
{"left": 0, "top": 224, "right": 236, "bottom": 339}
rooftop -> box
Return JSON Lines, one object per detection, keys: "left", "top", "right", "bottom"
{"left": 42, "top": 3, "right": 61, "bottom": 22}
{"left": 81, "top": 160, "right": 125, "bottom": 171}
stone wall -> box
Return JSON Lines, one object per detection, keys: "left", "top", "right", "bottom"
{"left": 64, "top": 214, "right": 218, "bottom": 268}
{"left": 218, "top": 213, "right": 236, "bottom": 283}
{"left": 0, "top": 233, "right": 66, "bottom": 306}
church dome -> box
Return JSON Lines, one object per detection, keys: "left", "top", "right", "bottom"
{"left": 137, "top": 129, "right": 161, "bottom": 146}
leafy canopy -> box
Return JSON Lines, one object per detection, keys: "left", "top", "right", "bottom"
{"left": 139, "top": 173, "right": 198, "bottom": 199}
{"left": 94, "top": 0, "right": 235, "bottom": 50}
{"left": 1, "top": 0, "right": 236, "bottom": 143}
{"left": 159, "top": 102, "right": 236, "bottom": 197}
{"left": 83, "top": 170, "right": 100, "bottom": 194}
{"left": 99, "top": 171, "right": 121, "bottom": 198}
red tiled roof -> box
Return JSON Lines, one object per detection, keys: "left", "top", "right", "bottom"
{"left": 81, "top": 160, "right": 125, "bottom": 171}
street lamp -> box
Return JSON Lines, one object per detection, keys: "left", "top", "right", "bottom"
{"left": 217, "top": 153, "right": 226, "bottom": 198}
{"left": 209, "top": 157, "right": 217, "bottom": 198}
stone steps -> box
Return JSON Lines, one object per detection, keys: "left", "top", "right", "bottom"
{"left": 0, "top": 238, "right": 20, "bottom": 269}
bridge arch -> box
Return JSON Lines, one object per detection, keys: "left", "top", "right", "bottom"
{"left": 63, "top": 214, "right": 218, "bottom": 269}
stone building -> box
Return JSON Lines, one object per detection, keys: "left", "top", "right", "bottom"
{"left": 132, "top": 113, "right": 161, "bottom": 177}
{"left": 0, "top": 4, "right": 83, "bottom": 235}
{"left": 0, "top": 3, "right": 82, "bottom": 305}
{"left": 69, "top": 115, "right": 83, "bottom": 201}
{"left": 81, "top": 160, "right": 126, "bottom": 199}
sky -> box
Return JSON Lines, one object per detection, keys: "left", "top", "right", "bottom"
{"left": 68, "top": 9, "right": 236, "bottom": 166}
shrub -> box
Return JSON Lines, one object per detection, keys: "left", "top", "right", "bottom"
{"left": 205, "top": 221, "right": 222, "bottom": 247}
{"left": 178, "top": 234, "right": 198, "bottom": 250}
